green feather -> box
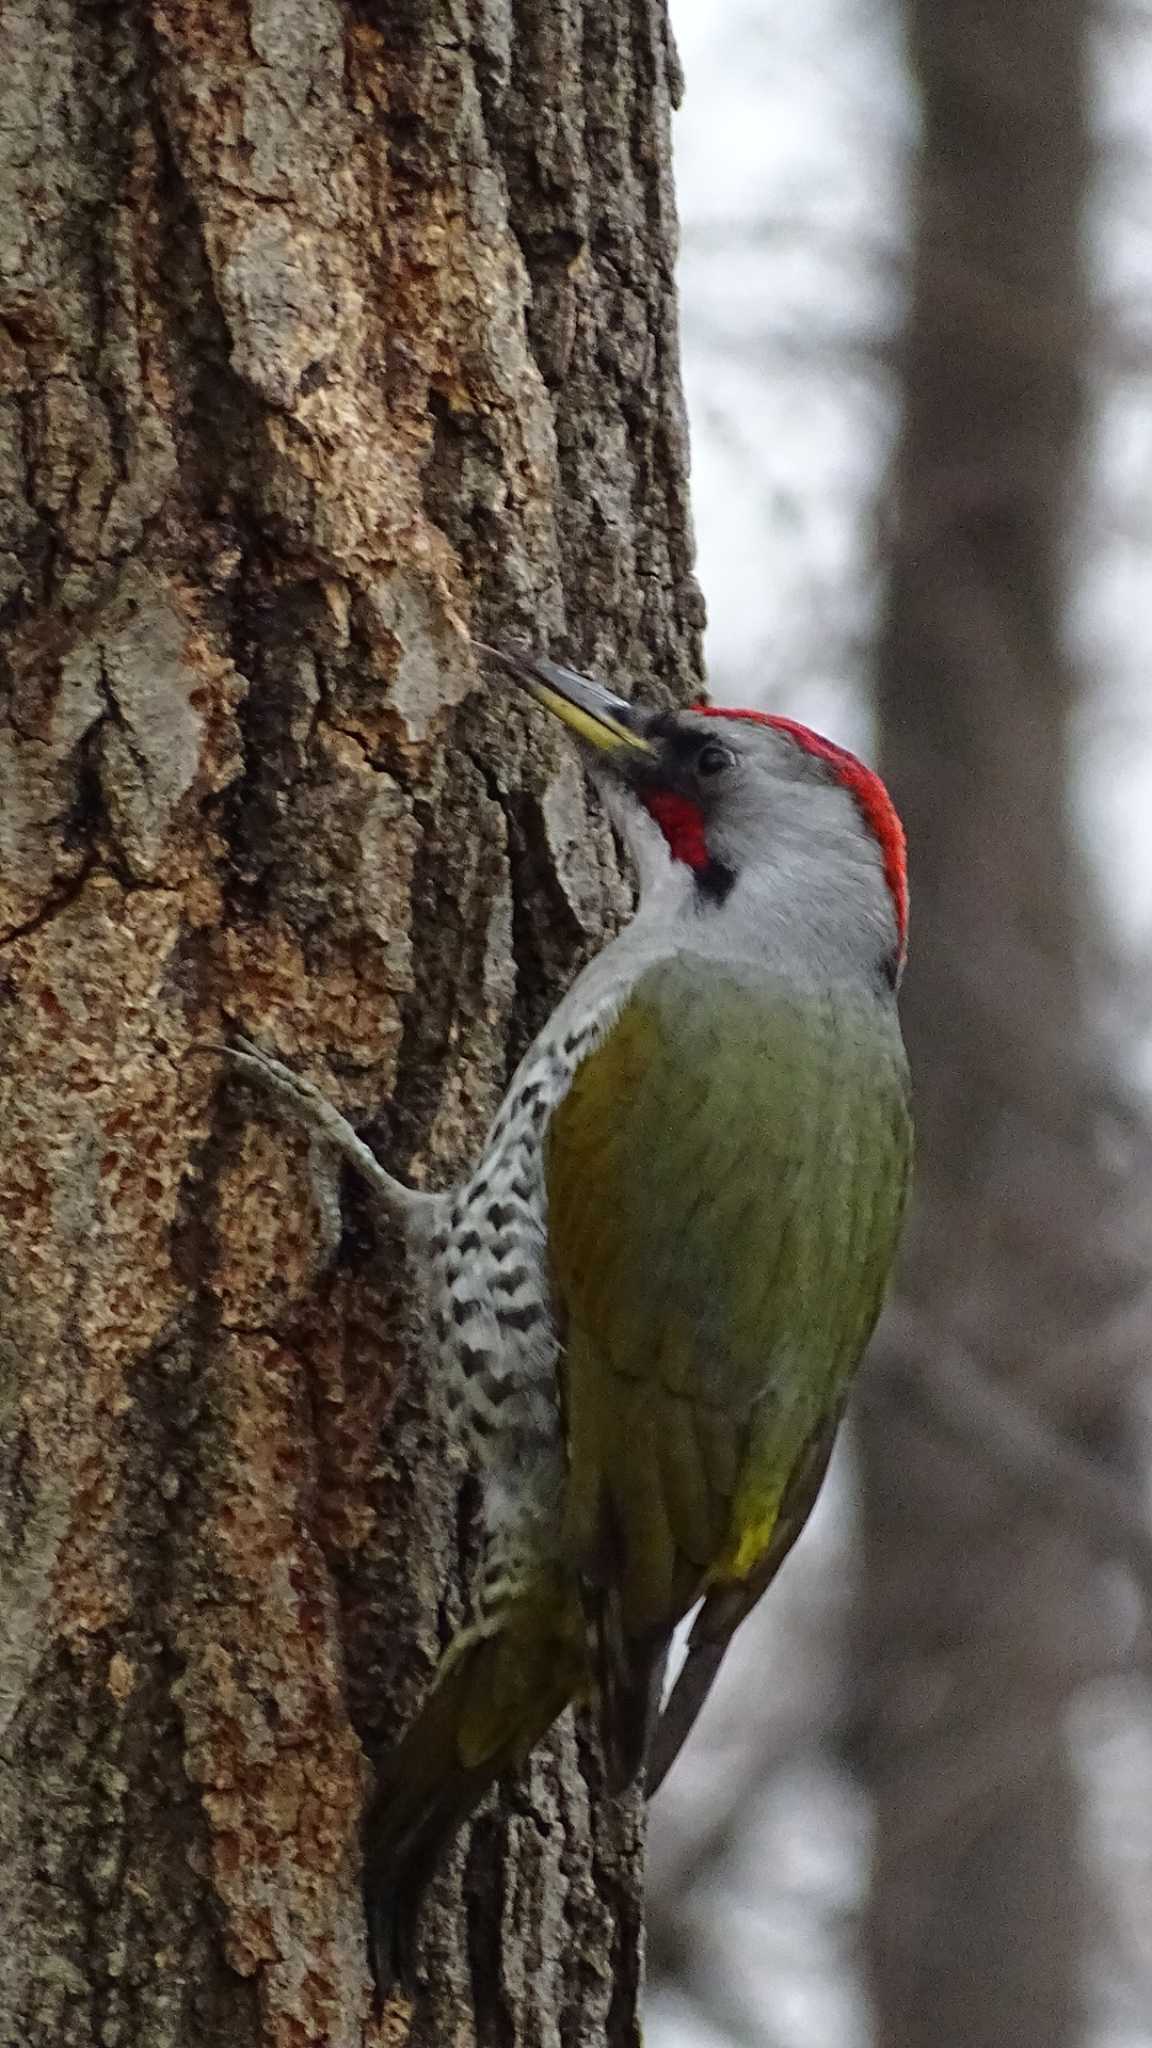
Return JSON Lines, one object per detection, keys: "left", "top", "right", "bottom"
{"left": 547, "top": 956, "right": 911, "bottom": 1728}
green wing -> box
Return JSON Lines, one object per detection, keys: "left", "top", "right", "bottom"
{"left": 547, "top": 956, "right": 911, "bottom": 1658}
{"left": 646, "top": 1398, "right": 842, "bottom": 1794}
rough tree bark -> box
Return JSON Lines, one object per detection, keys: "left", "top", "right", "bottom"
{"left": 0, "top": 5, "right": 701, "bottom": 2044}
{"left": 860, "top": 2, "right": 1145, "bottom": 2045}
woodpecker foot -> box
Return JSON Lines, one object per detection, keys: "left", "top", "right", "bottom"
{"left": 215, "top": 1037, "right": 411, "bottom": 1216}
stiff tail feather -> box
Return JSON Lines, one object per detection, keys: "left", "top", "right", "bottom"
{"left": 645, "top": 1581, "right": 748, "bottom": 1796}
{"left": 363, "top": 1581, "right": 587, "bottom": 2000}
{"left": 587, "top": 1582, "right": 670, "bottom": 1794}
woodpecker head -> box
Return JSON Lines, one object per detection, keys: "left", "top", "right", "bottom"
{"left": 476, "top": 643, "right": 908, "bottom": 988}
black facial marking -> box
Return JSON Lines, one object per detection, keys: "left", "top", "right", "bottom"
{"left": 644, "top": 710, "right": 684, "bottom": 746}
{"left": 696, "top": 859, "right": 736, "bottom": 905}
{"left": 646, "top": 715, "right": 728, "bottom": 777}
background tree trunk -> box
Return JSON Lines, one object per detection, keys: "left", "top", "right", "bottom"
{"left": 860, "top": 2, "right": 1145, "bottom": 2043}
{"left": 0, "top": 4, "right": 700, "bottom": 2043}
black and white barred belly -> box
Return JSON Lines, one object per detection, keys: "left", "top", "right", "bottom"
{"left": 420, "top": 1002, "right": 614, "bottom": 1568}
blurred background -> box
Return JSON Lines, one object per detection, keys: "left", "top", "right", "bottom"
{"left": 648, "top": 4, "right": 1152, "bottom": 2045}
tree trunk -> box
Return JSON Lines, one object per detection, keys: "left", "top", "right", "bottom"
{"left": 860, "top": 3, "right": 1142, "bottom": 2045}
{"left": 0, "top": 5, "right": 700, "bottom": 2043}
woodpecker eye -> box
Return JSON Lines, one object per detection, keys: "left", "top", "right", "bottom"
{"left": 695, "top": 740, "right": 736, "bottom": 780}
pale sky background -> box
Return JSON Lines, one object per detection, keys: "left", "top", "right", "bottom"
{"left": 670, "top": 0, "right": 1152, "bottom": 960}
{"left": 653, "top": 3, "right": 1152, "bottom": 2044}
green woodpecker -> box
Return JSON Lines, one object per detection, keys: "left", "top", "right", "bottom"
{"left": 228, "top": 643, "right": 912, "bottom": 1991}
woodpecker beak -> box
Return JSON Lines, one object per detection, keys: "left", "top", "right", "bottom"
{"left": 473, "top": 641, "right": 654, "bottom": 757}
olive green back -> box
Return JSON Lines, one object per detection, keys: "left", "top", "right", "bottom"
{"left": 547, "top": 955, "right": 912, "bottom": 1636}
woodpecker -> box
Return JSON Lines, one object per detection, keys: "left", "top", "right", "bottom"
{"left": 226, "top": 643, "right": 912, "bottom": 1992}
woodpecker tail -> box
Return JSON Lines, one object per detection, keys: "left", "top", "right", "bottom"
{"left": 363, "top": 1578, "right": 588, "bottom": 1999}
{"left": 645, "top": 1581, "right": 749, "bottom": 1796}
{"left": 586, "top": 1585, "right": 670, "bottom": 1793}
